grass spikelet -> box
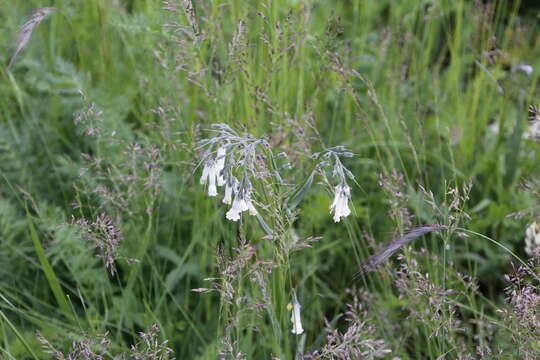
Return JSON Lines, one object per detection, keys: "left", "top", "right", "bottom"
{"left": 359, "top": 225, "right": 447, "bottom": 274}
{"left": 182, "top": 0, "right": 200, "bottom": 38}
{"left": 7, "top": 7, "right": 57, "bottom": 69}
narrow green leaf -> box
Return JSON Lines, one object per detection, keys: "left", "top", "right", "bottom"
{"left": 503, "top": 114, "right": 523, "bottom": 187}
{"left": 255, "top": 213, "right": 274, "bottom": 235}
{"left": 0, "top": 310, "right": 39, "bottom": 360}
{"left": 25, "top": 208, "right": 72, "bottom": 319}
{"left": 287, "top": 170, "right": 315, "bottom": 210}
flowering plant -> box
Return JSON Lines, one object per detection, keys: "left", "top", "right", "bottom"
{"left": 199, "top": 125, "right": 355, "bottom": 225}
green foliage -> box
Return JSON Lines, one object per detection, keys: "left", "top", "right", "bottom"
{"left": 1, "top": 0, "right": 540, "bottom": 359}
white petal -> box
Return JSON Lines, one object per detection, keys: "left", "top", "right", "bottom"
{"left": 247, "top": 199, "right": 258, "bottom": 216}
{"left": 535, "top": 233, "right": 540, "bottom": 246}
{"left": 330, "top": 186, "right": 340, "bottom": 211}
{"left": 200, "top": 164, "right": 210, "bottom": 185}
{"left": 223, "top": 184, "right": 233, "bottom": 204}
{"left": 517, "top": 64, "right": 533, "bottom": 76}
{"left": 217, "top": 175, "right": 226, "bottom": 187}
{"left": 226, "top": 208, "right": 241, "bottom": 221}
{"left": 236, "top": 198, "right": 248, "bottom": 212}
{"left": 208, "top": 169, "right": 218, "bottom": 197}
{"left": 291, "top": 296, "right": 304, "bottom": 335}
{"left": 339, "top": 195, "right": 351, "bottom": 218}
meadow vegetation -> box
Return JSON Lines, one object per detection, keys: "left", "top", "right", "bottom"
{"left": 1, "top": 0, "right": 540, "bottom": 359}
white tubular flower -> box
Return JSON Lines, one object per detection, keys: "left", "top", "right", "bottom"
{"left": 207, "top": 171, "right": 218, "bottom": 197}
{"left": 225, "top": 189, "right": 258, "bottom": 221}
{"left": 290, "top": 294, "right": 304, "bottom": 335}
{"left": 517, "top": 64, "right": 533, "bottom": 76}
{"left": 330, "top": 183, "right": 351, "bottom": 222}
{"left": 223, "top": 182, "right": 233, "bottom": 204}
{"left": 524, "top": 121, "right": 540, "bottom": 140}
{"left": 525, "top": 222, "right": 540, "bottom": 255}
{"left": 200, "top": 163, "right": 210, "bottom": 185}
{"left": 201, "top": 147, "right": 227, "bottom": 197}
{"left": 217, "top": 175, "right": 226, "bottom": 187}
{"left": 226, "top": 195, "right": 247, "bottom": 221}
{"left": 225, "top": 208, "right": 241, "bottom": 221}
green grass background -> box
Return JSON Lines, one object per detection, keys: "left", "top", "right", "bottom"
{"left": 1, "top": 0, "right": 540, "bottom": 358}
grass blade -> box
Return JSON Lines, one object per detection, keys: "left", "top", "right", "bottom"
{"left": 25, "top": 207, "right": 72, "bottom": 320}
{"left": 0, "top": 309, "right": 39, "bottom": 360}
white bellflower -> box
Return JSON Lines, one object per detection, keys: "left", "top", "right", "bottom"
{"left": 525, "top": 221, "right": 540, "bottom": 255}
{"left": 290, "top": 294, "right": 304, "bottom": 335}
{"left": 225, "top": 192, "right": 257, "bottom": 222}
{"left": 330, "top": 184, "right": 351, "bottom": 222}
{"left": 200, "top": 147, "right": 227, "bottom": 197}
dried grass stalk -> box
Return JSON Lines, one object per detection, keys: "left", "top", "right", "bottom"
{"left": 359, "top": 225, "right": 447, "bottom": 274}
{"left": 8, "top": 7, "right": 57, "bottom": 70}
{"left": 182, "top": 0, "right": 200, "bottom": 37}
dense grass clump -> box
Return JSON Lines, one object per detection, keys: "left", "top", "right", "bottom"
{"left": 1, "top": 0, "right": 540, "bottom": 359}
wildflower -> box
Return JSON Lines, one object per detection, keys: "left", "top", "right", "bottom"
{"left": 488, "top": 121, "right": 499, "bottom": 135}
{"left": 200, "top": 147, "right": 227, "bottom": 197}
{"left": 516, "top": 64, "right": 533, "bottom": 76}
{"left": 226, "top": 195, "right": 247, "bottom": 221}
{"left": 223, "top": 181, "right": 234, "bottom": 204}
{"left": 225, "top": 191, "right": 257, "bottom": 221}
{"left": 523, "top": 121, "right": 540, "bottom": 140}
{"left": 290, "top": 294, "right": 304, "bottom": 335}
{"left": 525, "top": 221, "right": 540, "bottom": 255}
{"left": 330, "top": 183, "right": 351, "bottom": 222}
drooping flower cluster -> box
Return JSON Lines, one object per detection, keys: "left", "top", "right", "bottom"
{"left": 312, "top": 146, "right": 355, "bottom": 222}
{"left": 198, "top": 124, "right": 267, "bottom": 222}
{"left": 225, "top": 185, "right": 258, "bottom": 221}
{"left": 199, "top": 124, "right": 355, "bottom": 224}
{"left": 200, "top": 146, "right": 226, "bottom": 197}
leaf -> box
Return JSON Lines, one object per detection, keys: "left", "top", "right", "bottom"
{"left": 255, "top": 213, "right": 274, "bottom": 236}
{"left": 25, "top": 206, "right": 72, "bottom": 320}
{"left": 287, "top": 170, "right": 315, "bottom": 210}
{"left": 0, "top": 310, "right": 39, "bottom": 360}
{"left": 503, "top": 113, "right": 523, "bottom": 187}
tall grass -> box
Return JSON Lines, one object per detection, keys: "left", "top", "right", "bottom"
{"left": 1, "top": 0, "right": 540, "bottom": 358}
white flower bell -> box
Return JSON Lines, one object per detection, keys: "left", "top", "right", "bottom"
{"left": 225, "top": 192, "right": 257, "bottom": 221}
{"left": 290, "top": 294, "right": 304, "bottom": 335}
{"left": 330, "top": 183, "right": 351, "bottom": 222}
{"left": 525, "top": 221, "right": 540, "bottom": 255}
{"left": 516, "top": 64, "right": 533, "bottom": 76}
{"left": 200, "top": 147, "right": 227, "bottom": 197}
{"left": 223, "top": 182, "right": 234, "bottom": 205}
{"left": 226, "top": 195, "right": 247, "bottom": 221}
